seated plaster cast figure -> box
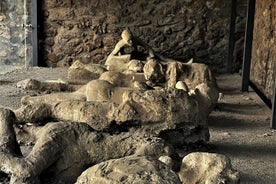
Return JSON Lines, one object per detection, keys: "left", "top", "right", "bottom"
{"left": 0, "top": 108, "right": 179, "bottom": 184}
{"left": 105, "top": 29, "right": 155, "bottom": 72}
{"left": 104, "top": 29, "right": 196, "bottom": 89}
{"left": 105, "top": 29, "right": 191, "bottom": 68}
{"left": 110, "top": 29, "right": 155, "bottom": 58}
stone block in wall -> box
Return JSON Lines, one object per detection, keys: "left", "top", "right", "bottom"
{"left": 48, "top": 8, "right": 76, "bottom": 21}
{"left": 45, "top": 38, "right": 55, "bottom": 46}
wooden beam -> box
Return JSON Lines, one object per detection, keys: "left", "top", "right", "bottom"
{"left": 271, "top": 77, "right": 276, "bottom": 129}
{"left": 31, "top": 0, "right": 38, "bottom": 66}
{"left": 241, "top": 0, "right": 256, "bottom": 91}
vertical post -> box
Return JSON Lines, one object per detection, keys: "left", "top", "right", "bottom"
{"left": 227, "top": 0, "right": 237, "bottom": 73}
{"left": 31, "top": 0, "right": 38, "bottom": 66}
{"left": 271, "top": 77, "right": 276, "bottom": 129}
{"left": 241, "top": 0, "right": 256, "bottom": 91}
{"left": 24, "top": 0, "right": 28, "bottom": 68}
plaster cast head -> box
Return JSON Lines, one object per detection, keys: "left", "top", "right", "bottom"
{"left": 128, "top": 59, "right": 143, "bottom": 72}
{"left": 121, "top": 29, "right": 133, "bottom": 46}
{"left": 143, "top": 59, "right": 165, "bottom": 84}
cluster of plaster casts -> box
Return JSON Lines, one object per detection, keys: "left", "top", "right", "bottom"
{"left": 0, "top": 29, "right": 221, "bottom": 183}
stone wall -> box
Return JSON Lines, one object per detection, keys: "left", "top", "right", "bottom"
{"left": 0, "top": 0, "right": 32, "bottom": 68}
{"left": 41, "top": 0, "right": 231, "bottom": 72}
{"left": 251, "top": 0, "right": 276, "bottom": 100}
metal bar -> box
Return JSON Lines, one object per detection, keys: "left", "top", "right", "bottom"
{"left": 249, "top": 80, "right": 272, "bottom": 109}
{"left": 271, "top": 77, "right": 276, "bottom": 129}
{"left": 31, "top": 0, "right": 38, "bottom": 66}
{"left": 227, "top": 0, "right": 237, "bottom": 73}
{"left": 241, "top": 0, "right": 256, "bottom": 91}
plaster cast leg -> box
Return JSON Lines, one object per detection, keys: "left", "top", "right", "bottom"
{"left": 0, "top": 108, "right": 22, "bottom": 156}
{"left": 0, "top": 108, "right": 65, "bottom": 183}
{"left": 0, "top": 108, "right": 40, "bottom": 183}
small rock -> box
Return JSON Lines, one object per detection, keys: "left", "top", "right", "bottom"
{"left": 76, "top": 156, "right": 182, "bottom": 184}
{"left": 178, "top": 152, "right": 240, "bottom": 184}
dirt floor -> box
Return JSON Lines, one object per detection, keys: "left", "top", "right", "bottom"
{"left": 0, "top": 67, "right": 275, "bottom": 184}
{"left": 209, "top": 74, "right": 276, "bottom": 184}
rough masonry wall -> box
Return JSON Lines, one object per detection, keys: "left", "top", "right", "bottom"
{"left": 251, "top": 0, "right": 276, "bottom": 100}
{"left": 42, "top": 0, "right": 231, "bottom": 72}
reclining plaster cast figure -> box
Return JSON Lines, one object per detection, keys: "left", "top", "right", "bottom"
{"left": 15, "top": 83, "right": 204, "bottom": 132}
{"left": 16, "top": 78, "right": 73, "bottom": 92}
{"left": 0, "top": 108, "right": 179, "bottom": 184}
{"left": 67, "top": 60, "right": 108, "bottom": 85}
{"left": 142, "top": 58, "right": 219, "bottom": 116}
{"left": 15, "top": 81, "right": 212, "bottom": 149}
{"left": 98, "top": 70, "right": 148, "bottom": 89}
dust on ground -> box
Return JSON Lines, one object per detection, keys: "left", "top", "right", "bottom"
{"left": 0, "top": 67, "right": 275, "bottom": 184}
{"left": 0, "top": 67, "right": 68, "bottom": 110}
